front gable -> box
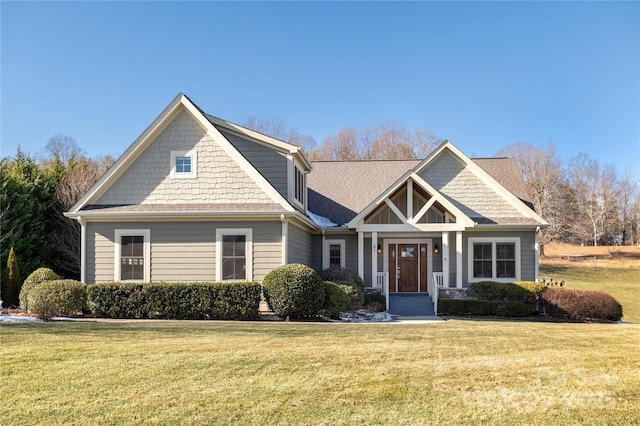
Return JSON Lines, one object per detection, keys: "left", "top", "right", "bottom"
{"left": 68, "top": 94, "right": 295, "bottom": 214}
{"left": 96, "top": 109, "right": 273, "bottom": 206}
{"left": 414, "top": 142, "right": 547, "bottom": 226}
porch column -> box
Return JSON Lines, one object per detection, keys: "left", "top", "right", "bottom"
{"left": 358, "top": 231, "right": 364, "bottom": 282}
{"left": 371, "top": 231, "right": 378, "bottom": 288}
{"left": 442, "top": 231, "right": 449, "bottom": 288}
{"left": 456, "top": 231, "right": 463, "bottom": 288}
{"left": 534, "top": 228, "right": 540, "bottom": 283}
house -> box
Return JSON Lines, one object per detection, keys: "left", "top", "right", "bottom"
{"left": 65, "top": 94, "right": 548, "bottom": 316}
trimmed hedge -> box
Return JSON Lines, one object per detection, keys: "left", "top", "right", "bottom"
{"left": 438, "top": 299, "right": 531, "bottom": 317}
{"left": 27, "top": 279, "right": 85, "bottom": 320}
{"left": 541, "top": 287, "right": 623, "bottom": 321}
{"left": 86, "top": 282, "right": 261, "bottom": 320}
{"left": 470, "top": 281, "right": 545, "bottom": 304}
{"left": 19, "top": 267, "right": 61, "bottom": 310}
{"left": 262, "top": 264, "right": 325, "bottom": 319}
{"left": 322, "top": 281, "right": 352, "bottom": 319}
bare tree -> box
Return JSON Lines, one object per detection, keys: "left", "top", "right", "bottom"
{"left": 41, "top": 134, "right": 84, "bottom": 166}
{"left": 616, "top": 170, "right": 639, "bottom": 245}
{"left": 497, "top": 143, "right": 567, "bottom": 248}
{"left": 310, "top": 122, "right": 442, "bottom": 161}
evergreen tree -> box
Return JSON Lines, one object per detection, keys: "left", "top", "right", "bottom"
{"left": 4, "top": 247, "right": 21, "bottom": 307}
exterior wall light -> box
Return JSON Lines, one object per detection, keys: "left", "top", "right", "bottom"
{"left": 434, "top": 243, "right": 440, "bottom": 254}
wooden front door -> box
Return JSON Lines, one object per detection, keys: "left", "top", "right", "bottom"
{"left": 388, "top": 243, "right": 429, "bottom": 293}
{"left": 397, "top": 244, "right": 419, "bottom": 292}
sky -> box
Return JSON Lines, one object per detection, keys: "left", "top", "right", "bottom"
{"left": 2, "top": 1, "right": 639, "bottom": 178}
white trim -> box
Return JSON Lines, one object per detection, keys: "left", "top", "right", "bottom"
{"left": 216, "top": 228, "right": 253, "bottom": 282}
{"left": 467, "top": 237, "right": 521, "bottom": 283}
{"left": 77, "top": 217, "right": 86, "bottom": 284}
{"left": 170, "top": 149, "right": 197, "bottom": 179}
{"left": 323, "top": 239, "right": 346, "bottom": 269}
{"left": 114, "top": 229, "right": 151, "bottom": 282}
{"left": 456, "top": 231, "right": 463, "bottom": 288}
{"left": 281, "top": 215, "right": 288, "bottom": 265}
{"left": 371, "top": 232, "right": 378, "bottom": 290}
{"left": 534, "top": 230, "right": 539, "bottom": 283}
{"left": 442, "top": 232, "right": 449, "bottom": 288}
{"left": 357, "top": 231, "right": 364, "bottom": 280}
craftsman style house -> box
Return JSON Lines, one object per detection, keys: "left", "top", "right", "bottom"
{"left": 66, "top": 94, "right": 548, "bottom": 315}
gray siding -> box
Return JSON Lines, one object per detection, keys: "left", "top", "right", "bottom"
{"left": 287, "top": 223, "right": 313, "bottom": 266}
{"left": 220, "top": 129, "right": 289, "bottom": 199}
{"left": 462, "top": 230, "right": 536, "bottom": 285}
{"left": 85, "top": 220, "right": 282, "bottom": 284}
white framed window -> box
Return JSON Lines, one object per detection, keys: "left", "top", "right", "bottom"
{"left": 468, "top": 237, "right": 520, "bottom": 283}
{"left": 170, "top": 150, "right": 197, "bottom": 179}
{"left": 322, "top": 239, "right": 346, "bottom": 269}
{"left": 114, "top": 229, "right": 151, "bottom": 282}
{"left": 293, "top": 164, "right": 305, "bottom": 207}
{"left": 216, "top": 229, "right": 253, "bottom": 281}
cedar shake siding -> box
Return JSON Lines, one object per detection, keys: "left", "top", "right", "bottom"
{"left": 96, "top": 110, "right": 273, "bottom": 206}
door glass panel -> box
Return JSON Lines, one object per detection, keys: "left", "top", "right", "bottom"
{"left": 401, "top": 246, "right": 414, "bottom": 257}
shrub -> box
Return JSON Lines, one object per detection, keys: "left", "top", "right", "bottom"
{"left": 19, "top": 267, "right": 61, "bottom": 311}
{"left": 336, "top": 281, "right": 365, "bottom": 309}
{"left": 86, "top": 282, "right": 261, "bottom": 320}
{"left": 319, "top": 267, "right": 364, "bottom": 292}
{"left": 364, "top": 293, "right": 386, "bottom": 312}
{"left": 262, "top": 264, "right": 325, "bottom": 319}
{"left": 321, "top": 281, "right": 352, "bottom": 319}
{"left": 541, "top": 287, "right": 623, "bottom": 321}
{"left": 438, "top": 299, "right": 531, "bottom": 317}
{"left": 470, "top": 281, "right": 543, "bottom": 304}
{"left": 27, "top": 279, "right": 85, "bottom": 320}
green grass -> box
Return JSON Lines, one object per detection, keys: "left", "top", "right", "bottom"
{"left": 540, "top": 265, "right": 640, "bottom": 323}
{"left": 2, "top": 320, "right": 639, "bottom": 425}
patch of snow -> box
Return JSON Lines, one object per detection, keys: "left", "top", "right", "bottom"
{"left": 332, "top": 309, "right": 393, "bottom": 323}
{"left": 308, "top": 211, "right": 338, "bottom": 228}
{"left": 0, "top": 315, "right": 42, "bottom": 323}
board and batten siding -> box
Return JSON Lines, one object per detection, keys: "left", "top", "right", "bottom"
{"left": 85, "top": 220, "right": 282, "bottom": 284}
{"left": 219, "top": 129, "right": 289, "bottom": 200}
{"left": 287, "top": 223, "right": 313, "bottom": 266}
{"left": 462, "top": 230, "right": 537, "bottom": 285}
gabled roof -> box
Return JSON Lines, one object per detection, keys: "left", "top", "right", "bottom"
{"left": 308, "top": 141, "right": 547, "bottom": 228}
{"left": 67, "top": 94, "right": 297, "bottom": 216}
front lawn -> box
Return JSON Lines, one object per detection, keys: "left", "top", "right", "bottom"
{"left": 2, "top": 320, "right": 639, "bottom": 425}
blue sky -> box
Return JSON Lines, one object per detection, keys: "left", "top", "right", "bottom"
{"left": 2, "top": 1, "right": 639, "bottom": 178}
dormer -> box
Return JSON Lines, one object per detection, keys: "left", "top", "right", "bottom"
{"left": 289, "top": 154, "right": 311, "bottom": 213}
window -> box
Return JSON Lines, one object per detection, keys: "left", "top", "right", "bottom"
{"left": 323, "top": 239, "right": 345, "bottom": 269}
{"left": 294, "top": 166, "right": 305, "bottom": 206}
{"left": 114, "top": 229, "right": 150, "bottom": 282}
{"left": 216, "top": 229, "right": 253, "bottom": 281}
{"left": 468, "top": 237, "right": 520, "bottom": 282}
{"left": 170, "top": 150, "right": 197, "bottom": 179}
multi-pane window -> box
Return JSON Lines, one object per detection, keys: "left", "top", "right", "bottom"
{"left": 170, "top": 150, "right": 197, "bottom": 178}
{"left": 120, "top": 235, "right": 144, "bottom": 280}
{"left": 496, "top": 243, "right": 516, "bottom": 278}
{"left": 294, "top": 166, "right": 305, "bottom": 205}
{"left": 473, "top": 243, "right": 493, "bottom": 278}
{"left": 222, "top": 235, "right": 246, "bottom": 280}
{"left": 115, "top": 229, "right": 149, "bottom": 282}
{"left": 469, "top": 238, "right": 520, "bottom": 282}
{"left": 329, "top": 244, "right": 342, "bottom": 268}
{"left": 175, "top": 156, "right": 192, "bottom": 174}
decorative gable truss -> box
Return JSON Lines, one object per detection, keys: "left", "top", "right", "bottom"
{"left": 348, "top": 172, "right": 473, "bottom": 232}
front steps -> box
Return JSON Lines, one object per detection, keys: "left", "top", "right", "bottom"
{"left": 388, "top": 292, "right": 435, "bottom": 316}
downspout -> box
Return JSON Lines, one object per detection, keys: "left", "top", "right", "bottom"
{"left": 281, "top": 214, "right": 288, "bottom": 266}
{"left": 77, "top": 216, "right": 86, "bottom": 284}
{"left": 321, "top": 229, "right": 326, "bottom": 270}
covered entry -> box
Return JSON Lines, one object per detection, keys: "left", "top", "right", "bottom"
{"left": 387, "top": 241, "right": 430, "bottom": 293}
